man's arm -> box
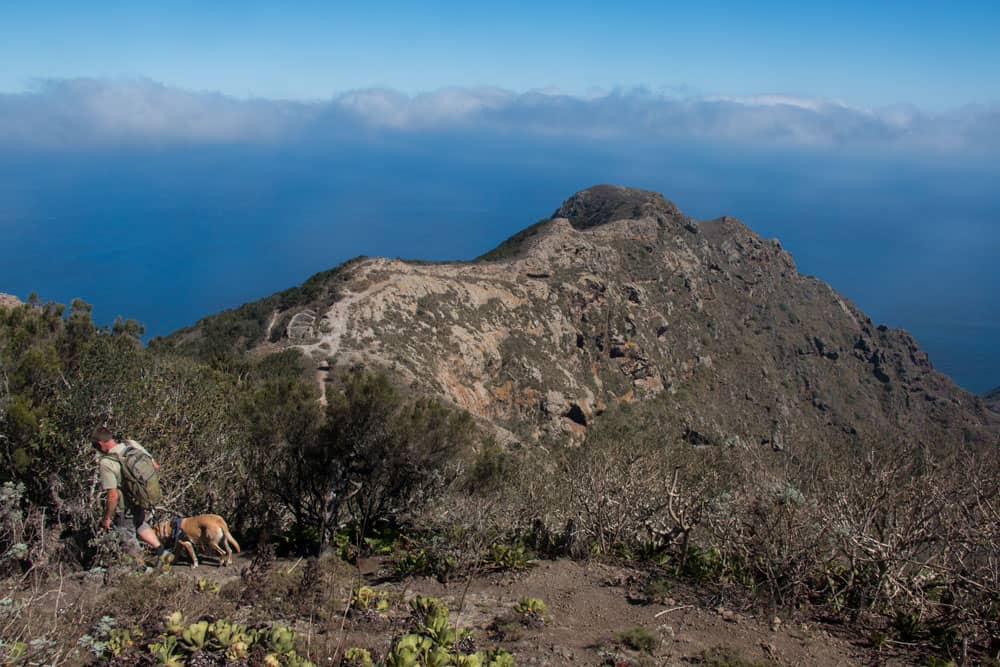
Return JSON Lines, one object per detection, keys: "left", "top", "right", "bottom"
{"left": 102, "top": 488, "right": 119, "bottom": 530}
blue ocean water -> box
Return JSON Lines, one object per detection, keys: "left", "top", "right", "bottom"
{"left": 1, "top": 135, "right": 997, "bottom": 393}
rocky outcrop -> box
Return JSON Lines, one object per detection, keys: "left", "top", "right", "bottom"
{"left": 985, "top": 387, "right": 1000, "bottom": 414}
{"left": 0, "top": 293, "right": 22, "bottom": 310}
{"left": 178, "top": 186, "right": 1000, "bottom": 450}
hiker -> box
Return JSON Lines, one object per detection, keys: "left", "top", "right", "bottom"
{"left": 91, "top": 426, "right": 166, "bottom": 558}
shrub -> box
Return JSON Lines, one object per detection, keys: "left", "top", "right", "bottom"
{"left": 295, "top": 371, "right": 478, "bottom": 552}
{"left": 641, "top": 576, "right": 672, "bottom": 603}
{"left": 699, "top": 646, "right": 775, "bottom": 667}
{"left": 617, "top": 627, "right": 658, "bottom": 654}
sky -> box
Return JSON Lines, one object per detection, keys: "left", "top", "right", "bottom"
{"left": 2, "top": 1, "right": 1000, "bottom": 109}
{"left": 0, "top": 3, "right": 999, "bottom": 393}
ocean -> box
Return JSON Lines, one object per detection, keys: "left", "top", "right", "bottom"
{"left": 1, "top": 134, "right": 997, "bottom": 393}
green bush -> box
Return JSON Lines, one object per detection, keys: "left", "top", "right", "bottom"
{"left": 617, "top": 627, "right": 658, "bottom": 654}
{"left": 699, "top": 646, "right": 774, "bottom": 667}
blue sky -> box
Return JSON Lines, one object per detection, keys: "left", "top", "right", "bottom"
{"left": 2, "top": 1, "right": 999, "bottom": 109}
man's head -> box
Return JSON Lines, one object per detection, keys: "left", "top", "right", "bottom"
{"left": 91, "top": 426, "right": 115, "bottom": 453}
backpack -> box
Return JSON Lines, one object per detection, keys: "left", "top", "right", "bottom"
{"left": 107, "top": 440, "right": 162, "bottom": 509}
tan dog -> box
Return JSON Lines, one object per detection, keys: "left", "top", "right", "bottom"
{"left": 154, "top": 514, "right": 240, "bottom": 567}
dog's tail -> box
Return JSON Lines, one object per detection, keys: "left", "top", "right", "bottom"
{"left": 220, "top": 519, "right": 241, "bottom": 553}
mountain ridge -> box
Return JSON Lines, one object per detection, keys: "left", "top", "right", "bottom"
{"left": 161, "top": 185, "right": 1000, "bottom": 450}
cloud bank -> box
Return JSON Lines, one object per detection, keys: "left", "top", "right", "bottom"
{"left": 2, "top": 78, "right": 998, "bottom": 154}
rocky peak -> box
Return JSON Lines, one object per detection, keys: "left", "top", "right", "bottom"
{"left": 166, "top": 186, "right": 1000, "bottom": 451}
{"left": 0, "top": 293, "right": 22, "bottom": 310}
{"left": 552, "top": 185, "right": 681, "bottom": 230}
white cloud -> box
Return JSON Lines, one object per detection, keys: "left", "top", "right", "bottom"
{"left": 1, "top": 78, "right": 998, "bottom": 154}
{"left": 0, "top": 78, "right": 312, "bottom": 145}
{"left": 334, "top": 86, "right": 514, "bottom": 129}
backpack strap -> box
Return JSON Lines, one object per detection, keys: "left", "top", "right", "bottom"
{"left": 102, "top": 445, "right": 136, "bottom": 492}
{"left": 99, "top": 451, "right": 125, "bottom": 479}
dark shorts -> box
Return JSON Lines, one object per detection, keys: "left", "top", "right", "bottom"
{"left": 116, "top": 501, "right": 151, "bottom": 537}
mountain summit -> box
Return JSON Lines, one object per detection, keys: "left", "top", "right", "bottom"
{"left": 166, "top": 186, "right": 999, "bottom": 450}
{"left": 552, "top": 185, "right": 680, "bottom": 230}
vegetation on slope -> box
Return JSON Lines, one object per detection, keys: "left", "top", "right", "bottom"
{"left": 3, "top": 220, "right": 1000, "bottom": 663}
{"left": 151, "top": 256, "right": 368, "bottom": 366}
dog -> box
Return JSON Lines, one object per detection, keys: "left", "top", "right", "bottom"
{"left": 153, "top": 514, "right": 240, "bottom": 567}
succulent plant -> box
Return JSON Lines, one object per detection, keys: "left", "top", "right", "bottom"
{"left": 164, "top": 611, "right": 185, "bottom": 636}
{"left": 195, "top": 578, "right": 221, "bottom": 594}
{"left": 342, "top": 647, "right": 374, "bottom": 667}
{"left": 148, "top": 635, "right": 184, "bottom": 667}
{"left": 106, "top": 628, "right": 135, "bottom": 657}
{"left": 410, "top": 595, "right": 449, "bottom": 620}
{"left": 485, "top": 648, "right": 515, "bottom": 667}
{"left": 225, "top": 639, "right": 250, "bottom": 661}
{"left": 386, "top": 634, "right": 451, "bottom": 667}
{"left": 410, "top": 595, "right": 453, "bottom": 642}
{"left": 487, "top": 544, "right": 530, "bottom": 571}
{"left": 3, "top": 641, "right": 27, "bottom": 660}
{"left": 455, "top": 653, "right": 484, "bottom": 667}
{"left": 208, "top": 619, "right": 234, "bottom": 647}
{"left": 180, "top": 621, "right": 209, "bottom": 652}
{"left": 262, "top": 624, "right": 297, "bottom": 654}
{"left": 351, "top": 585, "right": 390, "bottom": 613}
{"left": 513, "top": 597, "right": 546, "bottom": 615}
{"left": 285, "top": 652, "right": 317, "bottom": 667}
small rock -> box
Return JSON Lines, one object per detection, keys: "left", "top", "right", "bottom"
{"left": 657, "top": 624, "right": 675, "bottom": 640}
{"left": 770, "top": 616, "right": 782, "bottom": 632}
{"left": 716, "top": 606, "right": 739, "bottom": 623}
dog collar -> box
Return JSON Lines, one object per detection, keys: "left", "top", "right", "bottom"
{"left": 170, "top": 516, "right": 183, "bottom": 545}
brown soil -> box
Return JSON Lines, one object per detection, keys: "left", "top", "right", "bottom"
{"left": 172, "top": 554, "right": 920, "bottom": 666}
{"left": 10, "top": 553, "right": 933, "bottom": 666}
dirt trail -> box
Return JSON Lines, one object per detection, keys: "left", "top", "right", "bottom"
{"left": 295, "top": 279, "right": 390, "bottom": 403}
{"left": 163, "top": 555, "right": 895, "bottom": 666}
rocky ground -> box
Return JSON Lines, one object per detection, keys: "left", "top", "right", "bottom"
{"left": 25, "top": 552, "right": 937, "bottom": 666}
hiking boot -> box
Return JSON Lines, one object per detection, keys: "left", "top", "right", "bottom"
{"left": 156, "top": 552, "right": 175, "bottom": 572}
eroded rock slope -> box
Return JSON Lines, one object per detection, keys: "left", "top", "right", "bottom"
{"left": 172, "top": 186, "right": 1000, "bottom": 450}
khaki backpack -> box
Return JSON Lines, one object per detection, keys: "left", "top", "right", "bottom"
{"left": 105, "top": 440, "right": 162, "bottom": 509}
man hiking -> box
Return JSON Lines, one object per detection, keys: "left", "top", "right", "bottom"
{"left": 92, "top": 426, "right": 167, "bottom": 561}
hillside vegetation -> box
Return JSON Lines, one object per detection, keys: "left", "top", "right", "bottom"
{"left": 1, "top": 187, "right": 999, "bottom": 665}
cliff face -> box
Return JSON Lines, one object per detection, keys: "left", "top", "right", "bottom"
{"left": 175, "top": 186, "right": 1000, "bottom": 449}
{"left": 985, "top": 387, "right": 1000, "bottom": 414}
